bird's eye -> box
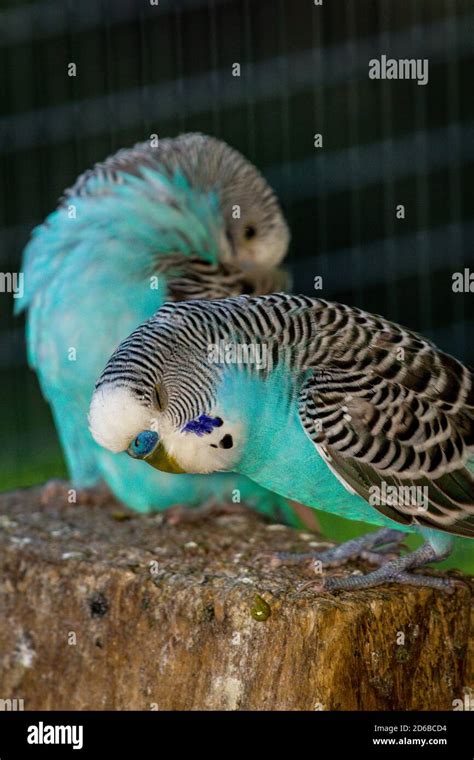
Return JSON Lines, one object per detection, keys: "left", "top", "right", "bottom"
{"left": 128, "top": 430, "right": 159, "bottom": 459}
{"left": 132, "top": 436, "right": 146, "bottom": 454}
{"left": 244, "top": 225, "right": 256, "bottom": 240}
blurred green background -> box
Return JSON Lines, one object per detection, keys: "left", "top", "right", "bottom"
{"left": 0, "top": 0, "right": 473, "bottom": 570}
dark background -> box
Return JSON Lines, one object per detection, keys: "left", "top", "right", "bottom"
{"left": 1, "top": 0, "right": 473, "bottom": 566}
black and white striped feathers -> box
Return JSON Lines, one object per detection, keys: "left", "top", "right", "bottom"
{"left": 90, "top": 294, "right": 474, "bottom": 537}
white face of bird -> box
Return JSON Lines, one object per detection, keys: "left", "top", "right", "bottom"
{"left": 88, "top": 384, "right": 243, "bottom": 475}
{"left": 220, "top": 211, "right": 290, "bottom": 271}
{"left": 215, "top": 166, "right": 290, "bottom": 271}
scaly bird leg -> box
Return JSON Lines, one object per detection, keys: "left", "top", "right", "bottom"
{"left": 304, "top": 541, "right": 458, "bottom": 593}
{"left": 269, "top": 528, "right": 406, "bottom": 569}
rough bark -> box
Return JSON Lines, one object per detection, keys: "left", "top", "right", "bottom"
{"left": 0, "top": 487, "right": 472, "bottom": 711}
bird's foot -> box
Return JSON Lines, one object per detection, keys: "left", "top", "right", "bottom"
{"left": 266, "top": 528, "right": 406, "bottom": 570}
{"left": 40, "top": 479, "right": 118, "bottom": 508}
{"left": 165, "top": 499, "right": 249, "bottom": 525}
{"left": 299, "top": 542, "right": 461, "bottom": 594}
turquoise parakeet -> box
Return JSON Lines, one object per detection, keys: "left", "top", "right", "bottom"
{"left": 89, "top": 293, "right": 473, "bottom": 590}
{"left": 16, "top": 134, "right": 299, "bottom": 523}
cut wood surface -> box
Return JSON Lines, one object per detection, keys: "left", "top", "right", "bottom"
{"left": 0, "top": 487, "right": 472, "bottom": 710}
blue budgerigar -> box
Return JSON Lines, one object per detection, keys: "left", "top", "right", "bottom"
{"left": 17, "top": 134, "right": 303, "bottom": 524}
{"left": 89, "top": 293, "right": 473, "bottom": 591}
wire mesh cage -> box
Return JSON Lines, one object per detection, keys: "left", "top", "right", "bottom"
{"left": 0, "top": 0, "right": 473, "bottom": 490}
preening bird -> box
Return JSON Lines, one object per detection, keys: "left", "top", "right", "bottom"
{"left": 89, "top": 293, "right": 474, "bottom": 591}
{"left": 17, "top": 134, "right": 299, "bottom": 523}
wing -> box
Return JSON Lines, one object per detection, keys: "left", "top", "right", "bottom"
{"left": 297, "top": 301, "right": 474, "bottom": 538}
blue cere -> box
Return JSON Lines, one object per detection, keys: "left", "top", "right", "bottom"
{"left": 128, "top": 430, "right": 159, "bottom": 459}
{"left": 182, "top": 415, "right": 223, "bottom": 436}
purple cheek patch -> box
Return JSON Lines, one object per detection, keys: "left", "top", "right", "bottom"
{"left": 182, "top": 415, "right": 223, "bottom": 436}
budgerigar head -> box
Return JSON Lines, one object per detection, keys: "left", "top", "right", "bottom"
{"left": 171, "top": 134, "right": 290, "bottom": 271}
{"left": 88, "top": 298, "right": 252, "bottom": 475}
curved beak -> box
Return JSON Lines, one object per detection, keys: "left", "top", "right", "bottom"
{"left": 144, "top": 441, "right": 186, "bottom": 474}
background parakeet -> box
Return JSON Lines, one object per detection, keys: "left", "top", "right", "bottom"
{"left": 89, "top": 293, "right": 474, "bottom": 590}
{"left": 17, "top": 134, "right": 301, "bottom": 524}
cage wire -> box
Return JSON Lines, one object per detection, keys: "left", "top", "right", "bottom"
{"left": 0, "top": 0, "right": 473, "bottom": 488}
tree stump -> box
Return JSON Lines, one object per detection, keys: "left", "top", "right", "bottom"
{"left": 0, "top": 487, "right": 472, "bottom": 710}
